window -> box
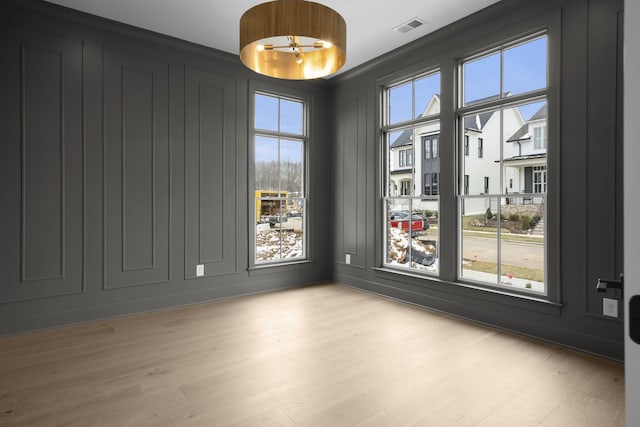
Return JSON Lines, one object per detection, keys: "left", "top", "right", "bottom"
{"left": 431, "top": 137, "right": 439, "bottom": 159}
{"left": 533, "top": 166, "right": 547, "bottom": 193}
{"left": 253, "top": 92, "right": 306, "bottom": 263}
{"left": 459, "top": 34, "right": 548, "bottom": 294}
{"left": 380, "top": 27, "right": 554, "bottom": 299}
{"left": 383, "top": 71, "right": 441, "bottom": 274}
{"left": 399, "top": 148, "right": 413, "bottom": 167}
{"left": 400, "top": 179, "right": 412, "bottom": 195}
{"left": 533, "top": 125, "right": 547, "bottom": 150}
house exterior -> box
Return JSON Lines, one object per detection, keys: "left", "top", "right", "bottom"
{"left": 388, "top": 94, "right": 527, "bottom": 215}
{"left": 504, "top": 104, "right": 548, "bottom": 205}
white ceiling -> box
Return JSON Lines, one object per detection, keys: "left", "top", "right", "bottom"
{"left": 44, "top": 0, "right": 501, "bottom": 76}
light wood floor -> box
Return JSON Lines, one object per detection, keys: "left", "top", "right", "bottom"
{"left": 0, "top": 283, "right": 624, "bottom": 426}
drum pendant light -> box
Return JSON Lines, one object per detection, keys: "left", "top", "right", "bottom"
{"left": 239, "top": 0, "right": 346, "bottom": 79}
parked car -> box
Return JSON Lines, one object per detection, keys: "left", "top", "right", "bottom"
{"left": 390, "top": 214, "right": 424, "bottom": 236}
{"left": 390, "top": 210, "right": 429, "bottom": 231}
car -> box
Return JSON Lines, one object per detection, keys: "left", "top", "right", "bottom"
{"left": 389, "top": 213, "right": 424, "bottom": 236}
{"left": 390, "top": 210, "right": 429, "bottom": 230}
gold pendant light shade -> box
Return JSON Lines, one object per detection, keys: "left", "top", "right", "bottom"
{"left": 239, "top": 0, "right": 346, "bottom": 79}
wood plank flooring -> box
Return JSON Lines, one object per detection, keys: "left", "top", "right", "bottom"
{"left": 0, "top": 283, "right": 625, "bottom": 426}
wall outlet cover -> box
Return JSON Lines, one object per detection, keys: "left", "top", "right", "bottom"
{"left": 603, "top": 297, "right": 618, "bottom": 318}
{"left": 345, "top": 254, "right": 351, "bottom": 264}
{"left": 196, "top": 264, "right": 204, "bottom": 277}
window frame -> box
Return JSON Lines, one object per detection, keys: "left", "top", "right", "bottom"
{"left": 248, "top": 82, "right": 312, "bottom": 269}
{"left": 375, "top": 12, "right": 561, "bottom": 305}
{"left": 455, "top": 30, "right": 557, "bottom": 299}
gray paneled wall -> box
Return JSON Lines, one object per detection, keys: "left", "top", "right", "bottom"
{"left": 103, "top": 47, "right": 171, "bottom": 289}
{"left": 184, "top": 67, "right": 236, "bottom": 279}
{"left": 0, "top": 25, "right": 84, "bottom": 302}
{"left": 331, "top": 0, "right": 626, "bottom": 360}
{"left": 0, "top": 0, "right": 331, "bottom": 335}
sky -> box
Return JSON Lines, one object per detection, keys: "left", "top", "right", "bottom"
{"left": 255, "top": 35, "right": 547, "bottom": 160}
{"left": 389, "top": 35, "right": 547, "bottom": 126}
{"left": 255, "top": 94, "right": 304, "bottom": 163}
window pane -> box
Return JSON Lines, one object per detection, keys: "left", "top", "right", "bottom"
{"left": 500, "top": 197, "right": 545, "bottom": 293}
{"left": 504, "top": 36, "right": 547, "bottom": 96}
{"left": 255, "top": 93, "right": 278, "bottom": 131}
{"left": 460, "top": 197, "right": 499, "bottom": 283}
{"left": 462, "top": 110, "right": 501, "bottom": 195}
{"left": 386, "top": 199, "right": 438, "bottom": 273}
{"left": 415, "top": 73, "right": 440, "bottom": 118}
{"left": 463, "top": 52, "right": 500, "bottom": 105}
{"left": 280, "top": 98, "right": 303, "bottom": 135}
{"left": 388, "top": 129, "right": 414, "bottom": 196}
{"left": 256, "top": 199, "right": 284, "bottom": 261}
{"left": 389, "top": 81, "right": 412, "bottom": 124}
{"left": 280, "top": 138, "right": 303, "bottom": 196}
{"left": 255, "top": 198, "right": 305, "bottom": 262}
{"left": 255, "top": 136, "right": 279, "bottom": 191}
{"left": 503, "top": 101, "right": 547, "bottom": 196}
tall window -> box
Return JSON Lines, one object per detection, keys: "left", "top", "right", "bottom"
{"left": 459, "top": 34, "right": 548, "bottom": 294}
{"left": 254, "top": 92, "right": 306, "bottom": 263}
{"left": 464, "top": 135, "right": 469, "bottom": 156}
{"left": 384, "top": 71, "right": 441, "bottom": 274}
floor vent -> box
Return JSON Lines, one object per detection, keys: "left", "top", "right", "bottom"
{"left": 393, "top": 18, "right": 426, "bottom": 34}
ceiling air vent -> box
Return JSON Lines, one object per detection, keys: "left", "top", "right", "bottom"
{"left": 393, "top": 18, "right": 426, "bottom": 34}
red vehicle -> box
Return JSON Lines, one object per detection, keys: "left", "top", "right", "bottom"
{"left": 389, "top": 215, "right": 424, "bottom": 235}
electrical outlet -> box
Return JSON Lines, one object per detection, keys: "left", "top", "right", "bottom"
{"left": 196, "top": 264, "right": 204, "bottom": 277}
{"left": 345, "top": 254, "right": 351, "bottom": 264}
{"left": 603, "top": 298, "right": 618, "bottom": 318}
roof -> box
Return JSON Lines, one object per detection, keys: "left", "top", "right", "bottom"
{"left": 390, "top": 128, "right": 413, "bottom": 148}
{"left": 506, "top": 104, "right": 547, "bottom": 142}
{"left": 463, "top": 111, "right": 495, "bottom": 132}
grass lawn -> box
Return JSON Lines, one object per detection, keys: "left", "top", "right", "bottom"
{"left": 462, "top": 259, "right": 544, "bottom": 282}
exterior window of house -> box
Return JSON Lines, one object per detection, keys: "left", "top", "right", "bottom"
{"left": 253, "top": 92, "right": 306, "bottom": 264}
{"left": 431, "top": 137, "right": 439, "bottom": 159}
{"left": 431, "top": 173, "right": 439, "bottom": 195}
{"left": 464, "top": 135, "right": 469, "bottom": 156}
{"left": 533, "top": 125, "right": 547, "bottom": 150}
{"left": 533, "top": 166, "right": 547, "bottom": 193}
{"left": 459, "top": 34, "right": 548, "bottom": 294}
{"left": 400, "top": 179, "right": 412, "bottom": 195}
{"left": 384, "top": 71, "right": 441, "bottom": 274}
{"left": 399, "top": 149, "right": 413, "bottom": 167}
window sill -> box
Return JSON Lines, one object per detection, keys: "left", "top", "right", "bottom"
{"left": 372, "top": 266, "right": 563, "bottom": 316}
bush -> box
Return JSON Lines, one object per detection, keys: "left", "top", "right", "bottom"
{"left": 521, "top": 214, "right": 532, "bottom": 230}
{"left": 423, "top": 209, "right": 433, "bottom": 218}
{"left": 508, "top": 213, "right": 520, "bottom": 222}
{"left": 485, "top": 207, "right": 493, "bottom": 220}
{"left": 531, "top": 214, "right": 541, "bottom": 228}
